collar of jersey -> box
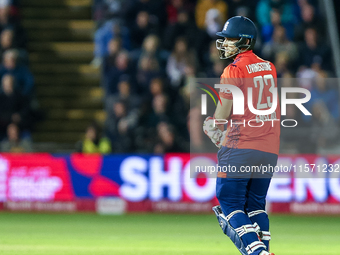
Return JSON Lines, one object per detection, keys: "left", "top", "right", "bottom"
{"left": 233, "top": 50, "right": 253, "bottom": 63}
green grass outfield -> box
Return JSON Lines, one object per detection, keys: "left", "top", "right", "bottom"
{"left": 0, "top": 213, "right": 339, "bottom": 255}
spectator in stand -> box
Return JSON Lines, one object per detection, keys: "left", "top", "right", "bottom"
{"left": 195, "top": 0, "right": 227, "bottom": 30}
{"left": 296, "top": 65, "right": 317, "bottom": 91}
{"left": 153, "top": 122, "right": 186, "bottom": 153}
{"left": 105, "top": 78, "right": 141, "bottom": 116}
{"left": 298, "top": 0, "right": 319, "bottom": 7}
{"left": 0, "top": 74, "right": 31, "bottom": 139}
{"left": 195, "top": 1, "right": 226, "bottom": 64}
{"left": 136, "top": 54, "right": 161, "bottom": 94}
{"left": 310, "top": 71, "right": 339, "bottom": 121}
{"left": 76, "top": 123, "right": 112, "bottom": 154}
{"left": 166, "top": 0, "right": 186, "bottom": 25}
{"left": 298, "top": 27, "right": 332, "bottom": 71}
{"left": 207, "top": 60, "right": 225, "bottom": 78}
{"left": 132, "top": 34, "right": 169, "bottom": 71}
{"left": 146, "top": 93, "right": 170, "bottom": 127}
{"left": 188, "top": 106, "right": 206, "bottom": 152}
{"left": 279, "top": 103, "right": 312, "bottom": 153}
{"left": 137, "top": 92, "right": 170, "bottom": 151}
{"left": 203, "top": 40, "right": 220, "bottom": 70}
{"left": 1, "top": 123, "right": 32, "bottom": 152}
{"left": 261, "top": 8, "right": 281, "bottom": 43}
{"left": 0, "top": 0, "right": 10, "bottom": 32}
{"left": 204, "top": 8, "right": 223, "bottom": 39}
{"left": 298, "top": 70, "right": 338, "bottom": 133}
{"left": 0, "top": 28, "right": 13, "bottom": 50}
{"left": 92, "top": 21, "right": 130, "bottom": 67}
{"left": 262, "top": 25, "right": 298, "bottom": 70}
{"left": 0, "top": 28, "right": 28, "bottom": 64}
{"left": 228, "top": 0, "right": 257, "bottom": 21}
{"left": 169, "top": 65, "right": 192, "bottom": 138}
{"left": 133, "top": 81, "right": 168, "bottom": 152}
{"left": 149, "top": 77, "right": 165, "bottom": 98}
{"left": 102, "top": 37, "right": 123, "bottom": 75}
{"left": 256, "top": 0, "right": 298, "bottom": 42}
{"left": 310, "top": 101, "right": 339, "bottom": 152}
{"left": 0, "top": 49, "right": 34, "bottom": 96}
{"left": 125, "top": 0, "right": 167, "bottom": 29}
{"left": 129, "top": 11, "right": 159, "bottom": 50}
{"left": 0, "top": 0, "right": 10, "bottom": 16}
{"left": 294, "top": 2, "right": 323, "bottom": 42}
{"left": 179, "top": 64, "right": 196, "bottom": 102}
{"left": 103, "top": 50, "right": 131, "bottom": 95}
{"left": 279, "top": 72, "right": 298, "bottom": 96}
{"left": 105, "top": 100, "right": 138, "bottom": 152}
{"left": 0, "top": 1, "right": 26, "bottom": 48}
{"left": 92, "top": 0, "right": 129, "bottom": 28}
{"left": 278, "top": 75, "right": 313, "bottom": 153}
{"left": 163, "top": 9, "right": 197, "bottom": 52}
{"left": 142, "top": 84, "right": 188, "bottom": 149}
{"left": 166, "top": 37, "right": 197, "bottom": 89}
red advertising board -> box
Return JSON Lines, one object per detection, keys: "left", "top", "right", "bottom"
{"left": 0, "top": 154, "right": 74, "bottom": 202}
{"left": 0, "top": 153, "right": 339, "bottom": 214}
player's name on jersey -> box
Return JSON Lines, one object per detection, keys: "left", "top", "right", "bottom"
{"left": 246, "top": 62, "right": 272, "bottom": 74}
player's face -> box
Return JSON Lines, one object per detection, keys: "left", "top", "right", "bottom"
{"left": 222, "top": 38, "right": 238, "bottom": 57}
{"left": 216, "top": 38, "right": 239, "bottom": 59}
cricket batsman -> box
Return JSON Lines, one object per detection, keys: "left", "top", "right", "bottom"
{"left": 203, "top": 16, "right": 280, "bottom": 255}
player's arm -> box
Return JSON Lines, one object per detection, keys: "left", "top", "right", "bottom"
{"left": 214, "top": 97, "right": 233, "bottom": 123}
{"left": 215, "top": 64, "right": 240, "bottom": 121}
{"left": 203, "top": 65, "right": 240, "bottom": 148}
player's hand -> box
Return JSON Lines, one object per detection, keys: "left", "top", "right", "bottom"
{"left": 203, "top": 117, "right": 226, "bottom": 148}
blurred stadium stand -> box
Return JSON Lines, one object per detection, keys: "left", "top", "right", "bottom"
{"left": 21, "top": 0, "right": 105, "bottom": 152}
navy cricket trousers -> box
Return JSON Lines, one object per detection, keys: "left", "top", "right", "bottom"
{"left": 216, "top": 146, "right": 278, "bottom": 215}
{"left": 216, "top": 146, "right": 278, "bottom": 254}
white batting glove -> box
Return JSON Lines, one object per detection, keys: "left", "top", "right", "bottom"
{"left": 203, "top": 117, "right": 227, "bottom": 148}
